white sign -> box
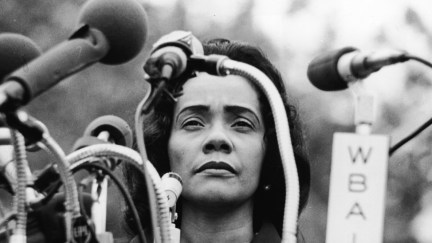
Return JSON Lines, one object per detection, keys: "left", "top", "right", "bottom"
{"left": 326, "top": 132, "right": 389, "bottom": 243}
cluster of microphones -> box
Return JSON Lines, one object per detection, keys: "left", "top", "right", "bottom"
{"left": 0, "top": 0, "right": 180, "bottom": 242}
{"left": 1, "top": 0, "right": 430, "bottom": 242}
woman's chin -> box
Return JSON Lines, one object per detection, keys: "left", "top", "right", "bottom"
{"left": 183, "top": 185, "right": 252, "bottom": 208}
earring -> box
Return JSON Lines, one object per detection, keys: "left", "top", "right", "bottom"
{"left": 263, "top": 184, "right": 271, "bottom": 191}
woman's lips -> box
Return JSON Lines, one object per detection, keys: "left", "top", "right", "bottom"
{"left": 196, "top": 161, "right": 237, "bottom": 174}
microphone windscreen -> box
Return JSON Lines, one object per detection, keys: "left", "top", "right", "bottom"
{"left": 307, "top": 47, "right": 357, "bottom": 91}
{"left": 0, "top": 33, "right": 41, "bottom": 82}
{"left": 78, "top": 0, "right": 148, "bottom": 65}
{"left": 83, "top": 115, "right": 133, "bottom": 148}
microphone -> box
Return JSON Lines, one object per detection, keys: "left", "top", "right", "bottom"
{"left": 162, "top": 172, "right": 182, "bottom": 242}
{"left": 142, "top": 31, "right": 203, "bottom": 113}
{"left": 144, "top": 30, "right": 203, "bottom": 80}
{"left": 161, "top": 172, "right": 183, "bottom": 209}
{"left": 0, "top": 0, "right": 148, "bottom": 112}
{"left": 307, "top": 47, "right": 409, "bottom": 91}
{"left": 72, "top": 115, "right": 133, "bottom": 151}
{"left": 31, "top": 115, "right": 132, "bottom": 196}
{"left": 72, "top": 115, "right": 133, "bottom": 237}
{"left": 0, "top": 33, "right": 41, "bottom": 82}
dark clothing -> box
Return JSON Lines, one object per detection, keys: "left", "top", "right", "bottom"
{"left": 251, "top": 221, "right": 280, "bottom": 243}
{"left": 128, "top": 221, "right": 280, "bottom": 243}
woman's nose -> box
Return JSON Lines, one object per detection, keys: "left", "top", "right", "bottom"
{"left": 202, "top": 126, "right": 232, "bottom": 154}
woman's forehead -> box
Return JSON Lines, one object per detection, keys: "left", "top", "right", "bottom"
{"left": 176, "top": 73, "right": 261, "bottom": 109}
{"left": 171, "top": 73, "right": 266, "bottom": 137}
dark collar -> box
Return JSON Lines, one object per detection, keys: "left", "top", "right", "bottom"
{"left": 251, "top": 221, "right": 281, "bottom": 243}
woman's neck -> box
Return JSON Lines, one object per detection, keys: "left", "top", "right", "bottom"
{"left": 179, "top": 200, "right": 255, "bottom": 243}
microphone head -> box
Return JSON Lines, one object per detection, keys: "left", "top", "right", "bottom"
{"left": 0, "top": 33, "right": 41, "bottom": 82}
{"left": 83, "top": 115, "right": 133, "bottom": 148}
{"left": 72, "top": 115, "right": 133, "bottom": 151}
{"left": 307, "top": 47, "right": 357, "bottom": 91}
{"left": 162, "top": 172, "right": 183, "bottom": 208}
{"left": 78, "top": 0, "right": 148, "bottom": 65}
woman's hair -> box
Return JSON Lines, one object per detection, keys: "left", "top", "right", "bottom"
{"left": 123, "top": 38, "right": 310, "bottom": 236}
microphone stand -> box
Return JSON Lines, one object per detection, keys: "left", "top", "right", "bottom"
{"left": 326, "top": 79, "right": 390, "bottom": 243}
{"left": 9, "top": 129, "right": 29, "bottom": 243}
{"left": 349, "top": 81, "right": 375, "bottom": 135}
{"left": 4, "top": 111, "right": 82, "bottom": 243}
{"left": 89, "top": 131, "right": 116, "bottom": 243}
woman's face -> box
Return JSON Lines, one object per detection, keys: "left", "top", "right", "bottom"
{"left": 168, "top": 73, "right": 266, "bottom": 208}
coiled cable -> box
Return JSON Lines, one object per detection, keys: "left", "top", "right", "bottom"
{"left": 220, "top": 59, "right": 300, "bottom": 243}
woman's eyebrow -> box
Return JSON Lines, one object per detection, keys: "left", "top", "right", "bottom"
{"left": 176, "top": 105, "right": 209, "bottom": 122}
{"left": 224, "top": 105, "right": 261, "bottom": 125}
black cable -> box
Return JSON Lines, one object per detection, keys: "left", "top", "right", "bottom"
{"left": 72, "top": 162, "right": 148, "bottom": 243}
{"left": 406, "top": 54, "right": 432, "bottom": 68}
{"left": 37, "top": 159, "right": 104, "bottom": 205}
{"left": 389, "top": 116, "right": 432, "bottom": 156}
{"left": 388, "top": 55, "right": 432, "bottom": 156}
{"left": 34, "top": 180, "right": 63, "bottom": 207}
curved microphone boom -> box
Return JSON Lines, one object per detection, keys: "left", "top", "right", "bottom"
{"left": 0, "top": 33, "right": 41, "bottom": 82}
{"left": 31, "top": 115, "right": 133, "bottom": 197}
{"left": 307, "top": 47, "right": 409, "bottom": 91}
{"left": 0, "top": 0, "right": 148, "bottom": 112}
{"left": 71, "top": 115, "right": 133, "bottom": 237}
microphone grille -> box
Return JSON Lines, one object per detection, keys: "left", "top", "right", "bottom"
{"left": 0, "top": 33, "right": 41, "bottom": 82}
{"left": 307, "top": 47, "right": 357, "bottom": 91}
{"left": 78, "top": 0, "right": 148, "bottom": 65}
{"left": 83, "top": 115, "right": 133, "bottom": 148}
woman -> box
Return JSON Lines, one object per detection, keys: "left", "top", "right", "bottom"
{"left": 124, "top": 39, "right": 310, "bottom": 243}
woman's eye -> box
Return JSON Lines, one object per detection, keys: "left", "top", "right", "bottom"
{"left": 182, "top": 119, "right": 204, "bottom": 129}
{"left": 232, "top": 120, "right": 253, "bottom": 129}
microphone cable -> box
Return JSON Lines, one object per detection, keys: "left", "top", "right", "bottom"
{"left": 77, "top": 183, "right": 98, "bottom": 242}
{"left": 404, "top": 54, "right": 432, "bottom": 69}
{"left": 390, "top": 116, "right": 432, "bottom": 156}
{"left": 72, "top": 161, "right": 148, "bottom": 243}
{"left": 10, "top": 129, "right": 29, "bottom": 241}
{"left": 28, "top": 154, "right": 150, "bottom": 243}
{"left": 135, "top": 88, "right": 171, "bottom": 243}
{"left": 386, "top": 54, "right": 432, "bottom": 155}
{"left": 67, "top": 143, "right": 157, "bottom": 243}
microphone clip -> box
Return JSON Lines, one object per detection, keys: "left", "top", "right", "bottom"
{"left": 141, "top": 31, "right": 204, "bottom": 113}
{"left": 141, "top": 78, "right": 183, "bottom": 114}
{"left": 4, "top": 110, "right": 47, "bottom": 146}
{"left": 144, "top": 31, "right": 201, "bottom": 80}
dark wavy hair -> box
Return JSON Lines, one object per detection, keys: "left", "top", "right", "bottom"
{"left": 123, "top": 38, "right": 310, "bottom": 237}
